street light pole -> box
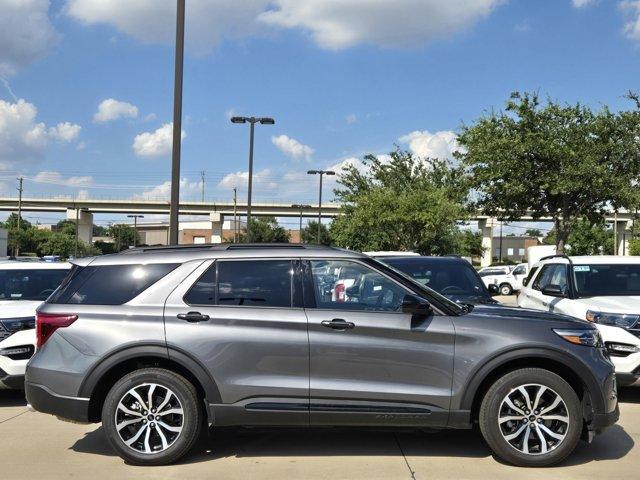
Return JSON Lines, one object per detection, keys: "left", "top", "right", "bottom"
{"left": 307, "top": 170, "right": 335, "bottom": 244}
{"left": 16, "top": 177, "right": 23, "bottom": 256}
{"left": 127, "top": 215, "right": 145, "bottom": 247}
{"left": 230, "top": 116, "right": 275, "bottom": 242}
{"left": 169, "top": 0, "right": 185, "bottom": 245}
{"left": 292, "top": 204, "right": 311, "bottom": 243}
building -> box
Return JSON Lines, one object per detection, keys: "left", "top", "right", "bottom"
{"left": 492, "top": 236, "right": 542, "bottom": 262}
{"left": 135, "top": 218, "right": 247, "bottom": 246}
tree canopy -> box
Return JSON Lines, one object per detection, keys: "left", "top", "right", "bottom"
{"left": 301, "top": 220, "right": 331, "bottom": 245}
{"left": 238, "top": 216, "right": 290, "bottom": 243}
{"left": 330, "top": 149, "right": 470, "bottom": 254}
{"left": 458, "top": 91, "right": 640, "bottom": 253}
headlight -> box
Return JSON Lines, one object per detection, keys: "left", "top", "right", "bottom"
{"left": 605, "top": 342, "right": 640, "bottom": 356}
{"left": 586, "top": 310, "right": 639, "bottom": 329}
{"left": 553, "top": 328, "right": 602, "bottom": 347}
{"left": 0, "top": 316, "right": 36, "bottom": 333}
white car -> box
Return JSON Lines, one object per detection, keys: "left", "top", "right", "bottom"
{"left": 518, "top": 255, "right": 640, "bottom": 386}
{"left": 0, "top": 261, "right": 71, "bottom": 389}
{"left": 479, "top": 263, "right": 528, "bottom": 296}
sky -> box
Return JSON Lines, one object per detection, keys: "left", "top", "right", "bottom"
{"left": 1, "top": 0, "right": 640, "bottom": 231}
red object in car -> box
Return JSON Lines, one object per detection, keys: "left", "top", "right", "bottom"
{"left": 36, "top": 313, "right": 78, "bottom": 348}
{"left": 335, "top": 283, "right": 346, "bottom": 302}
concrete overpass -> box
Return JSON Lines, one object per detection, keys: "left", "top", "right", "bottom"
{"left": 2, "top": 196, "right": 637, "bottom": 265}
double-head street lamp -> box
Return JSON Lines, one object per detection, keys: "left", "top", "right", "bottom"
{"left": 231, "top": 116, "right": 275, "bottom": 242}
{"left": 307, "top": 170, "right": 335, "bottom": 244}
{"left": 291, "top": 204, "right": 311, "bottom": 242}
{"left": 127, "top": 214, "right": 144, "bottom": 247}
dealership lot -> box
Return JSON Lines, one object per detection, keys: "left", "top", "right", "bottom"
{"left": 0, "top": 388, "right": 637, "bottom": 480}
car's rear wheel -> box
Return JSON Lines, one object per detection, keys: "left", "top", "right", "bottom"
{"left": 479, "top": 368, "right": 581, "bottom": 467}
{"left": 499, "top": 283, "right": 513, "bottom": 296}
{"left": 102, "top": 368, "right": 202, "bottom": 465}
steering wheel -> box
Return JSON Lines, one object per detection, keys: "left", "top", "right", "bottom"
{"left": 38, "top": 288, "right": 55, "bottom": 297}
{"left": 440, "top": 285, "right": 466, "bottom": 295}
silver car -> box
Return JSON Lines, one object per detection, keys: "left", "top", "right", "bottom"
{"left": 26, "top": 244, "right": 618, "bottom": 467}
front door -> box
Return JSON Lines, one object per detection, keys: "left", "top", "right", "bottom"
{"left": 302, "top": 259, "right": 455, "bottom": 427}
{"left": 523, "top": 263, "right": 570, "bottom": 313}
{"left": 164, "top": 258, "right": 309, "bottom": 426}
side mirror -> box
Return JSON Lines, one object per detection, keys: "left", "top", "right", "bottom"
{"left": 402, "top": 294, "right": 432, "bottom": 316}
{"left": 487, "top": 284, "right": 499, "bottom": 296}
{"left": 541, "top": 284, "right": 566, "bottom": 298}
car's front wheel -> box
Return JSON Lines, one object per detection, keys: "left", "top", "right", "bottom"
{"left": 102, "top": 368, "right": 202, "bottom": 465}
{"left": 479, "top": 368, "right": 582, "bottom": 467}
{"left": 499, "top": 283, "right": 513, "bottom": 296}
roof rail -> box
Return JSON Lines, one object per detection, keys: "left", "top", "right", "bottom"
{"left": 539, "top": 254, "right": 572, "bottom": 262}
{"left": 120, "top": 243, "right": 336, "bottom": 254}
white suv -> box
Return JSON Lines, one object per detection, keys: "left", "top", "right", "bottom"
{"left": 480, "top": 263, "right": 528, "bottom": 296}
{"left": 518, "top": 255, "right": 640, "bottom": 386}
{"left": 0, "top": 261, "right": 71, "bottom": 389}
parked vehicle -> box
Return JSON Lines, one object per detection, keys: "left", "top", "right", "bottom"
{"left": 27, "top": 245, "right": 617, "bottom": 467}
{"left": 478, "top": 265, "right": 512, "bottom": 276}
{"left": 518, "top": 255, "right": 640, "bottom": 386}
{"left": 376, "top": 255, "right": 500, "bottom": 305}
{"left": 481, "top": 263, "right": 529, "bottom": 296}
{"left": 0, "top": 261, "right": 71, "bottom": 389}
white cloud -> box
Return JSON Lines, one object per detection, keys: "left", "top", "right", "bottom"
{"left": 66, "top": 0, "right": 268, "bottom": 55}
{"left": 622, "top": 1, "right": 640, "bottom": 40}
{"left": 133, "top": 123, "right": 185, "bottom": 157}
{"left": 219, "top": 169, "right": 278, "bottom": 192}
{"left": 76, "top": 189, "right": 89, "bottom": 200}
{"left": 259, "top": 0, "right": 505, "bottom": 50}
{"left": 398, "top": 130, "right": 461, "bottom": 161}
{"left": 272, "top": 134, "right": 314, "bottom": 162}
{"left": 0, "top": 0, "right": 59, "bottom": 76}
{"left": 0, "top": 99, "right": 51, "bottom": 168}
{"left": 572, "top": 0, "right": 597, "bottom": 7}
{"left": 32, "top": 171, "right": 93, "bottom": 187}
{"left": 345, "top": 113, "right": 357, "bottom": 124}
{"left": 134, "top": 177, "right": 202, "bottom": 200}
{"left": 93, "top": 98, "right": 139, "bottom": 122}
{"left": 49, "top": 122, "right": 81, "bottom": 142}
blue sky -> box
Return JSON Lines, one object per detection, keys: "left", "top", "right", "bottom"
{"left": 1, "top": 0, "right": 640, "bottom": 229}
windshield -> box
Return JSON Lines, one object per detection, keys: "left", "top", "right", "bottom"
{"left": 382, "top": 258, "right": 490, "bottom": 300}
{"left": 365, "top": 258, "right": 465, "bottom": 315}
{"left": 573, "top": 264, "right": 640, "bottom": 297}
{"left": 0, "top": 269, "right": 69, "bottom": 301}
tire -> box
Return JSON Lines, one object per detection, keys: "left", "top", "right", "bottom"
{"left": 102, "top": 368, "right": 203, "bottom": 466}
{"left": 479, "top": 368, "right": 581, "bottom": 467}
{"left": 499, "top": 283, "right": 513, "bottom": 296}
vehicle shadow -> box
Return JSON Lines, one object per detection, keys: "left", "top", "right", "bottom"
{"left": 618, "top": 387, "right": 640, "bottom": 404}
{"left": 71, "top": 423, "right": 634, "bottom": 467}
{"left": 0, "top": 390, "right": 26, "bottom": 408}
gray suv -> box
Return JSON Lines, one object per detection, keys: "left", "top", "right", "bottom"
{"left": 26, "top": 245, "right": 618, "bottom": 467}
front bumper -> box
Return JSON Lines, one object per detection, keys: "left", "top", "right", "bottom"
{"left": 25, "top": 381, "right": 91, "bottom": 423}
{"left": 590, "top": 404, "right": 620, "bottom": 433}
{"left": 0, "top": 368, "right": 24, "bottom": 389}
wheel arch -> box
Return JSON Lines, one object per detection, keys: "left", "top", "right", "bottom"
{"left": 460, "top": 348, "right": 600, "bottom": 423}
{"left": 79, "top": 343, "right": 221, "bottom": 422}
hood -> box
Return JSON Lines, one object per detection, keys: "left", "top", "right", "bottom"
{"left": 446, "top": 293, "right": 498, "bottom": 306}
{"left": 572, "top": 296, "right": 640, "bottom": 314}
{"left": 470, "top": 304, "right": 591, "bottom": 327}
{"left": 0, "top": 300, "right": 42, "bottom": 319}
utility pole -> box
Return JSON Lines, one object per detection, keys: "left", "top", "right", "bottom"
{"left": 233, "top": 187, "right": 238, "bottom": 243}
{"left": 74, "top": 206, "right": 79, "bottom": 258}
{"left": 15, "top": 177, "right": 23, "bottom": 256}
{"left": 200, "top": 171, "right": 205, "bottom": 202}
{"left": 292, "top": 204, "right": 311, "bottom": 243}
{"left": 499, "top": 220, "right": 504, "bottom": 263}
{"left": 307, "top": 170, "right": 335, "bottom": 244}
{"left": 127, "top": 215, "right": 144, "bottom": 247}
{"left": 169, "top": 0, "right": 185, "bottom": 245}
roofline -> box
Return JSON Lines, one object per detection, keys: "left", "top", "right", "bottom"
{"left": 119, "top": 243, "right": 337, "bottom": 254}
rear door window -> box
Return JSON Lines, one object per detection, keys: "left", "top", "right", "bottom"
{"left": 49, "top": 263, "right": 178, "bottom": 305}
{"left": 216, "top": 260, "right": 293, "bottom": 307}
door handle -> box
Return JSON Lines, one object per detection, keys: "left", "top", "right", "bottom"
{"left": 177, "top": 311, "right": 210, "bottom": 323}
{"left": 321, "top": 318, "right": 355, "bottom": 330}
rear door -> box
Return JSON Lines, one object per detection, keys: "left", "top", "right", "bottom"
{"left": 164, "top": 258, "right": 309, "bottom": 426}
{"left": 302, "top": 258, "right": 455, "bottom": 427}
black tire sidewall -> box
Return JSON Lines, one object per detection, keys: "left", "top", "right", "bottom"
{"left": 102, "top": 368, "right": 202, "bottom": 466}
{"left": 479, "top": 368, "right": 582, "bottom": 467}
{"left": 500, "top": 284, "right": 512, "bottom": 296}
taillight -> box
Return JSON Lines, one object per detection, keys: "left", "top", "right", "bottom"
{"left": 335, "top": 283, "right": 346, "bottom": 302}
{"left": 36, "top": 313, "right": 78, "bottom": 348}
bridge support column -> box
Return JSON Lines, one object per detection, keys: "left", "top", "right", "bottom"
{"left": 210, "top": 212, "right": 223, "bottom": 243}
{"left": 478, "top": 218, "right": 496, "bottom": 267}
{"left": 614, "top": 220, "right": 631, "bottom": 256}
{"left": 66, "top": 208, "right": 93, "bottom": 245}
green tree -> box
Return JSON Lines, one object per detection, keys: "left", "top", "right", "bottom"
{"left": 542, "top": 219, "right": 613, "bottom": 254}
{"left": 55, "top": 219, "right": 77, "bottom": 236}
{"left": 452, "top": 229, "right": 484, "bottom": 258}
{"left": 238, "top": 217, "right": 290, "bottom": 243}
{"left": 629, "top": 238, "right": 640, "bottom": 256}
{"left": 1, "top": 213, "right": 32, "bottom": 231}
{"left": 330, "top": 149, "right": 469, "bottom": 254}
{"left": 458, "top": 91, "right": 640, "bottom": 253}
{"left": 39, "top": 232, "right": 99, "bottom": 258}
{"left": 301, "top": 221, "right": 331, "bottom": 245}
{"left": 93, "top": 224, "right": 108, "bottom": 236}
{"left": 525, "top": 228, "right": 542, "bottom": 237}
{"left": 108, "top": 224, "right": 139, "bottom": 251}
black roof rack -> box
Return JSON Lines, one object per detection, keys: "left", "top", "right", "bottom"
{"left": 539, "top": 254, "right": 572, "bottom": 262}
{"left": 120, "top": 243, "right": 336, "bottom": 254}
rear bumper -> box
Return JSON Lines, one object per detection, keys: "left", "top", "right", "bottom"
{"left": 25, "top": 381, "right": 91, "bottom": 423}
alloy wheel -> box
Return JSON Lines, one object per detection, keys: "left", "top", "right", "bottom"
{"left": 498, "top": 383, "right": 569, "bottom": 455}
{"left": 114, "top": 383, "right": 184, "bottom": 455}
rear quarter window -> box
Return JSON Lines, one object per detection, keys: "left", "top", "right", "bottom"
{"left": 48, "top": 263, "right": 179, "bottom": 305}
